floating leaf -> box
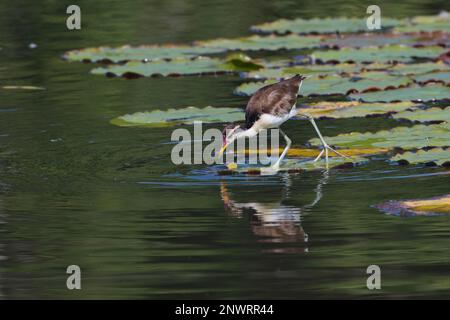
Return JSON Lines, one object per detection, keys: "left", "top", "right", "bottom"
{"left": 237, "top": 147, "right": 388, "bottom": 157}
{"left": 63, "top": 45, "right": 224, "bottom": 63}
{"left": 320, "top": 33, "right": 450, "bottom": 48}
{"left": 2, "top": 85, "right": 45, "bottom": 90}
{"left": 312, "top": 45, "right": 447, "bottom": 64}
{"left": 195, "top": 34, "right": 323, "bottom": 51}
{"left": 91, "top": 56, "right": 264, "bottom": 78}
{"left": 393, "top": 107, "right": 450, "bottom": 123}
{"left": 245, "top": 62, "right": 450, "bottom": 81}
{"left": 394, "top": 12, "right": 450, "bottom": 33}
{"left": 391, "top": 148, "right": 450, "bottom": 166}
{"left": 350, "top": 83, "right": 450, "bottom": 102}
{"left": 235, "top": 72, "right": 412, "bottom": 96}
{"left": 387, "top": 62, "right": 450, "bottom": 76}
{"left": 244, "top": 63, "right": 369, "bottom": 80}
{"left": 220, "top": 156, "right": 368, "bottom": 175}
{"left": 111, "top": 106, "right": 244, "bottom": 127}
{"left": 250, "top": 17, "right": 401, "bottom": 34}
{"left": 375, "top": 194, "right": 450, "bottom": 216}
{"left": 412, "top": 71, "right": 450, "bottom": 84}
{"left": 299, "top": 101, "right": 420, "bottom": 118}
{"left": 309, "top": 123, "right": 450, "bottom": 149}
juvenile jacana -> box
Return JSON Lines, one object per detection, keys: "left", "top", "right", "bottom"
{"left": 219, "top": 74, "right": 348, "bottom": 170}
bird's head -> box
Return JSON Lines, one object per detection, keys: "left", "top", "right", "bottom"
{"left": 293, "top": 74, "right": 308, "bottom": 82}
{"left": 219, "top": 124, "right": 241, "bottom": 157}
{"left": 291, "top": 74, "right": 309, "bottom": 94}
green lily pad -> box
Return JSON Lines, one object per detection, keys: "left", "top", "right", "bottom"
{"left": 300, "top": 101, "right": 419, "bottom": 118}
{"left": 394, "top": 12, "right": 450, "bottom": 33}
{"left": 350, "top": 83, "right": 450, "bottom": 102}
{"left": 393, "top": 107, "right": 450, "bottom": 122}
{"left": 63, "top": 44, "right": 224, "bottom": 63}
{"left": 412, "top": 71, "right": 450, "bottom": 84}
{"left": 244, "top": 63, "right": 370, "bottom": 80}
{"left": 250, "top": 17, "right": 402, "bottom": 34}
{"left": 320, "top": 33, "right": 449, "bottom": 48}
{"left": 91, "top": 56, "right": 264, "bottom": 78}
{"left": 312, "top": 45, "right": 447, "bottom": 64}
{"left": 387, "top": 62, "right": 450, "bottom": 76}
{"left": 111, "top": 106, "right": 244, "bottom": 127}
{"left": 195, "top": 34, "right": 323, "bottom": 51}
{"left": 309, "top": 123, "right": 450, "bottom": 149}
{"left": 391, "top": 148, "right": 450, "bottom": 166}
{"left": 235, "top": 72, "right": 412, "bottom": 96}
{"left": 222, "top": 156, "right": 368, "bottom": 175}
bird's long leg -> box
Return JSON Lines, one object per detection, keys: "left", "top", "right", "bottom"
{"left": 297, "top": 113, "right": 351, "bottom": 166}
{"left": 271, "top": 128, "right": 291, "bottom": 170}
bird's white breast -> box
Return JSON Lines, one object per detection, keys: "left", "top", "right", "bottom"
{"left": 254, "top": 105, "right": 297, "bottom": 130}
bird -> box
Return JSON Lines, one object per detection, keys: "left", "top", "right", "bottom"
{"left": 218, "top": 74, "right": 349, "bottom": 171}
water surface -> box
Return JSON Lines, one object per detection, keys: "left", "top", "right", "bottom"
{"left": 0, "top": 0, "right": 450, "bottom": 299}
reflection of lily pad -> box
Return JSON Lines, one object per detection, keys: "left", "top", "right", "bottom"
{"left": 391, "top": 148, "right": 450, "bottom": 166}
{"left": 312, "top": 45, "right": 447, "bottom": 64}
{"left": 235, "top": 72, "right": 412, "bottom": 96}
{"left": 195, "top": 34, "right": 323, "bottom": 51}
{"left": 375, "top": 194, "right": 450, "bottom": 217}
{"left": 251, "top": 17, "right": 401, "bottom": 34}
{"left": 111, "top": 106, "right": 244, "bottom": 127}
{"left": 309, "top": 123, "right": 450, "bottom": 149}
{"left": 350, "top": 83, "right": 450, "bottom": 102}
{"left": 393, "top": 107, "right": 450, "bottom": 123}
{"left": 299, "top": 101, "right": 419, "bottom": 118}
{"left": 92, "top": 56, "right": 263, "bottom": 78}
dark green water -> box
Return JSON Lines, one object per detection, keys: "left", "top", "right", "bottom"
{"left": 0, "top": 0, "right": 450, "bottom": 299}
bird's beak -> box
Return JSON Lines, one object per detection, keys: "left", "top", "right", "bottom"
{"left": 301, "top": 75, "right": 311, "bottom": 80}
{"left": 218, "top": 142, "right": 231, "bottom": 157}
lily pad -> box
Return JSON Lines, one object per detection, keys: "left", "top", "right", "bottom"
{"left": 309, "top": 123, "right": 450, "bottom": 149}
{"left": 391, "top": 148, "right": 450, "bottom": 166}
{"left": 393, "top": 107, "right": 450, "bottom": 122}
{"left": 111, "top": 106, "right": 244, "bottom": 127}
{"left": 412, "top": 71, "right": 450, "bottom": 84}
{"left": 2, "top": 85, "right": 45, "bottom": 90}
{"left": 299, "top": 101, "right": 420, "bottom": 118}
{"left": 195, "top": 34, "right": 323, "bottom": 51}
{"left": 320, "top": 33, "right": 449, "bottom": 48}
{"left": 220, "top": 156, "right": 368, "bottom": 175}
{"left": 237, "top": 147, "right": 388, "bottom": 157}
{"left": 375, "top": 194, "right": 450, "bottom": 216}
{"left": 312, "top": 45, "right": 447, "bottom": 64}
{"left": 250, "top": 17, "right": 401, "bottom": 35}
{"left": 387, "top": 62, "right": 450, "bottom": 76}
{"left": 394, "top": 12, "right": 450, "bottom": 33}
{"left": 235, "top": 72, "right": 412, "bottom": 96}
{"left": 350, "top": 83, "right": 450, "bottom": 102}
{"left": 91, "top": 56, "right": 264, "bottom": 78}
{"left": 63, "top": 44, "right": 224, "bottom": 63}
{"left": 244, "top": 63, "right": 372, "bottom": 80}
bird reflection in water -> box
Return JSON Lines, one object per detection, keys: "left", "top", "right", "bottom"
{"left": 220, "top": 172, "right": 328, "bottom": 253}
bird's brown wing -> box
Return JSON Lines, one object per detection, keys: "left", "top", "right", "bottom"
{"left": 245, "top": 80, "right": 299, "bottom": 129}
